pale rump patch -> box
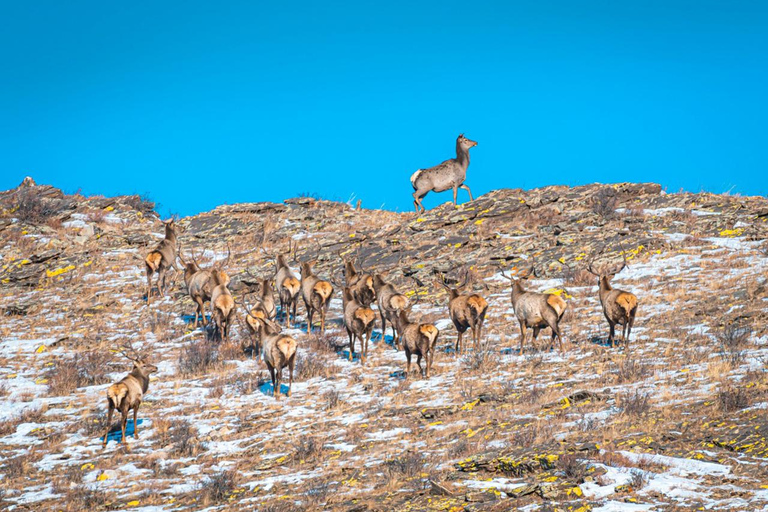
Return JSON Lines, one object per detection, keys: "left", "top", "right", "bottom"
{"left": 390, "top": 294, "right": 408, "bottom": 311}
{"left": 617, "top": 292, "right": 638, "bottom": 313}
{"left": 546, "top": 294, "right": 567, "bottom": 316}
{"left": 314, "top": 281, "right": 333, "bottom": 301}
{"left": 410, "top": 169, "right": 422, "bottom": 187}
{"left": 354, "top": 307, "right": 375, "bottom": 326}
{"left": 283, "top": 277, "right": 300, "bottom": 296}
{"left": 277, "top": 336, "right": 297, "bottom": 359}
{"left": 145, "top": 252, "right": 162, "bottom": 271}
{"left": 107, "top": 383, "right": 128, "bottom": 408}
{"left": 419, "top": 324, "right": 439, "bottom": 343}
{"left": 467, "top": 295, "right": 488, "bottom": 314}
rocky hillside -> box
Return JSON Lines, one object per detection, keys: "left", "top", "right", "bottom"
{"left": 1, "top": 177, "right": 768, "bottom": 511}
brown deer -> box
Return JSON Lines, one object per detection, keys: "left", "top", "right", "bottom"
{"left": 275, "top": 243, "right": 301, "bottom": 324}
{"left": 394, "top": 307, "right": 440, "bottom": 379}
{"left": 410, "top": 134, "right": 478, "bottom": 213}
{"left": 587, "top": 248, "right": 639, "bottom": 348}
{"left": 241, "top": 298, "right": 270, "bottom": 358}
{"left": 437, "top": 269, "right": 488, "bottom": 354}
{"left": 209, "top": 246, "right": 235, "bottom": 342}
{"left": 300, "top": 260, "right": 334, "bottom": 334}
{"left": 341, "top": 286, "right": 376, "bottom": 363}
{"left": 144, "top": 218, "right": 180, "bottom": 301}
{"left": 250, "top": 317, "right": 297, "bottom": 399}
{"left": 102, "top": 344, "right": 158, "bottom": 449}
{"left": 179, "top": 248, "right": 216, "bottom": 330}
{"left": 501, "top": 265, "right": 568, "bottom": 355}
{"left": 372, "top": 274, "right": 409, "bottom": 349}
{"left": 343, "top": 255, "right": 376, "bottom": 307}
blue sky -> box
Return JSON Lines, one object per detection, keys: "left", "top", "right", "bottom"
{"left": 1, "top": 1, "right": 767, "bottom": 216}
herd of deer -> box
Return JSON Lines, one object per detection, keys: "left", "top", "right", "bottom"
{"left": 102, "top": 213, "right": 639, "bottom": 448}
{"left": 100, "top": 134, "right": 639, "bottom": 446}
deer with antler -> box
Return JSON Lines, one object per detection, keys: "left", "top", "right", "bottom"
{"left": 372, "top": 273, "right": 409, "bottom": 350}
{"left": 410, "top": 134, "right": 478, "bottom": 213}
{"left": 209, "top": 246, "right": 235, "bottom": 342}
{"left": 144, "top": 218, "right": 181, "bottom": 301}
{"left": 274, "top": 241, "right": 301, "bottom": 325}
{"left": 437, "top": 268, "right": 489, "bottom": 354}
{"left": 179, "top": 247, "right": 219, "bottom": 330}
{"left": 300, "top": 259, "right": 334, "bottom": 334}
{"left": 587, "top": 247, "right": 639, "bottom": 348}
{"left": 102, "top": 343, "right": 158, "bottom": 449}
{"left": 501, "top": 264, "right": 568, "bottom": 355}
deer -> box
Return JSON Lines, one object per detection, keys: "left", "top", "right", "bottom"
{"left": 209, "top": 246, "right": 235, "bottom": 342}
{"left": 501, "top": 265, "right": 568, "bottom": 355}
{"left": 274, "top": 243, "right": 301, "bottom": 325}
{"left": 241, "top": 298, "right": 271, "bottom": 358}
{"left": 394, "top": 307, "right": 440, "bottom": 379}
{"left": 249, "top": 316, "right": 297, "bottom": 399}
{"left": 372, "top": 273, "right": 409, "bottom": 350}
{"left": 341, "top": 286, "right": 376, "bottom": 363}
{"left": 179, "top": 248, "right": 217, "bottom": 330}
{"left": 342, "top": 254, "right": 376, "bottom": 307}
{"left": 144, "top": 218, "right": 181, "bottom": 302}
{"left": 300, "top": 259, "right": 334, "bottom": 334}
{"left": 410, "top": 134, "right": 478, "bottom": 213}
{"left": 245, "top": 272, "right": 277, "bottom": 321}
{"left": 587, "top": 248, "right": 639, "bottom": 348}
{"left": 437, "top": 268, "right": 489, "bottom": 354}
{"left": 102, "top": 343, "right": 158, "bottom": 449}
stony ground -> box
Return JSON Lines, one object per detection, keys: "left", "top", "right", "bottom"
{"left": 2, "top": 179, "right": 768, "bottom": 511}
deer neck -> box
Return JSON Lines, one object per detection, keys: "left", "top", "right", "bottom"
{"left": 510, "top": 281, "right": 526, "bottom": 304}
{"left": 131, "top": 368, "right": 151, "bottom": 393}
{"left": 455, "top": 142, "right": 470, "bottom": 169}
{"left": 165, "top": 225, "right": 177, "bottom": 244}
{"left": 599, "top": 277, "right": 612, "bottom": 301}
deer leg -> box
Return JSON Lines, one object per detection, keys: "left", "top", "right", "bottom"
{"left": 200, "top": 300, "right": 208, "bottom": 327}
{"left": 413, "top": 188, "right": 429, "bottom": 213}
{"left": 157, "top": 267, "right": 166, "bottom": 296}
{"left": 608, "top": 321, "right": 616, "bottom": 348}
{"left": 306, "top": 307, "right": 314, "bottom": 334}
{"left": 103, "top": 402, "right": 114, "bottom": 448}
{"left": 455, "top": 329, "right": 463, "bottom": 355}
{"left": 267, "top": 362, "right": 277, "bottom": 397}
{"left": 460, "top": 184, "right": 474, "bottom": 201}
{"left": 405, "top": 348, "right": 412, "bottom": 378}
{"left": 288, "top": 356, "right": 295, "bottom": 397}
{"left": 133, "top": 405, "right": 139, "bottom": 439}
{"left": 518, "top": 322, "right": 527, "bottom": 356}
{"left": 427, "top": 348, "right": 433, "bottom": 378}
{"left": 145, "top": 267, "right": 153, "bottom": 302}
{"left": 416, "top": 354, "right": 424, "bottom": 378}
{"left": 120, "top": 410, "right": 128, "bottom": 445}
{"left": 348, "top": 330, "right": 354, "bottom": 361}
{"left": 452, "top": 186, "right": 458, "bottom": 206}
{"left": 531, "top": 326, "right": 541, "bottom": 352}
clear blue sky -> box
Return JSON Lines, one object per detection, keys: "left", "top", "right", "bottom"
{"left": 2, "top": 1, "right": 767, "bottom": 216}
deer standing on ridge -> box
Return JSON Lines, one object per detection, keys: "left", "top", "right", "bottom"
{"left": 102, "top": 344, "right": 158, "bottom": 449}
{"left": 501, "top": 265, "right": 568, "bottom": 355}
{"left": 587, "top": 248, "right": 638, "bottom": 348}
{"left": 144, "top": 218, "right": 180, "bottom": 301}
{"left": 410, "top": 134, "right": 478, "bottom": 213}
